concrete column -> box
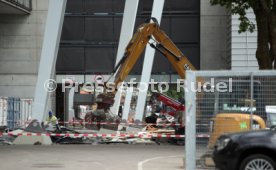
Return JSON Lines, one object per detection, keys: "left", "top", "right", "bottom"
{"left": 185, "top": 71, "right": 196, "bottom": 170}
{"left": 32, "top": 0, "right": 67, "bottom": 121}
{"left": 110, "top": 0, "right": 139, "bottom": 115}
{"left": 122, "top": 87, "right": 133, "bottom": 121}
{"left": 135, "top": 0, "right": 165, "bottom": 121}
{"left": 68, "top": 87, "right": 75, "bottom": 122}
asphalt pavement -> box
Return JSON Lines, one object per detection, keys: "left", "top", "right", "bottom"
{"left": 0, "top": 144, "right": 186, "bottom": 170}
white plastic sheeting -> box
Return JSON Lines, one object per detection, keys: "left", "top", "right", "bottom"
{"left": 20, "top": 99, "right": 33, "bottom": 127}
{"left": 0, "top": 97, "right": 8, "bottom": 127}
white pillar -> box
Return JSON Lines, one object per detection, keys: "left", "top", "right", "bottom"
{"left": 110, "top": 0, "right": 139, "bottom": 115}
{"left": 135, "top": 0, "right": 165, "bottom": 121}
{"left": 122, "top": 87, "right": 133, "bottom": 121}
{"left": 32, "top": 0, "right": 67, "bottom": 122}
{"left": 68, "top": 87, "right": 75, "bottom": 122}
{"left": 185, "top": 71, "right": 196, "bottom": 170}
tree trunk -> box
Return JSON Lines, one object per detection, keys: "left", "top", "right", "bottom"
{"left": 254, "top": 9, "right": 272, "bottom": 69}
{"left": 269, "top": 7, "right": 276, "bottom": 69}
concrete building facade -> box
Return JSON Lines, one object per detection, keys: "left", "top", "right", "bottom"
{"left": 200, "top": 0, "right": 230, "bottom": 70}
{"left": 230, "top": 10, "right": 258, "bottom": 70}
{"left": 0, "top": 0, "right": 247, "bottom": 100}
{"left": 0, "top": 0, "right": 49, "bottom": 98}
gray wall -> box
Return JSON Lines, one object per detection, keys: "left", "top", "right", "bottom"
{"left": 200, "top": 0, "right": 230, "bottom": 70}
{"left": 0, "top": 0, "right": 230, "bottom": 98}
{"left": 231, "top": 10, "right": 258, "bottom": 70}
{"left": 57, "top": 0, "right": 200, "bottom": 74}
{"left": 0, "top": 0, "right": 48, "bottom": 98}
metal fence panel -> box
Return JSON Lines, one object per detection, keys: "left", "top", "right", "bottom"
{"left": 14, "top": 98, "right": 20, "bottom": 129}
{"left": 7, "top": 97, "right": 21, "bottom": 130}
{"left": 7, "top": 97, "right": 15, "bottom": 129}
{"left": 185, "top": 70, "right": 276, "bottom": 169}
{"left": 1, "top": 97, "right": 33, "bottom": 130}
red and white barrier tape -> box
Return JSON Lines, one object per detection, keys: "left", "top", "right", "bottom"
{"left": 0, "top": 132, "right": 210, "bottom": 138}
{"left": 5, "top": 120, "right": 184, "bottom": 127}
{"left": 5, "top": 120, "right": 210, "bottom": 127}
{"left": 65, "top": 121, "right": 184, "bottom": 127}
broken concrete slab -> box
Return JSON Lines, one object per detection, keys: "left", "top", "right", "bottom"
{"left": 13, "top": 135, "right": 52, "bottom": 145}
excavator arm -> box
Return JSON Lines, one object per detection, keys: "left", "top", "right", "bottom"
{"left": 96, "top": 18, "right": 199, "bottom": 109}
{"left": 113, "top": 18, "right": 196, "bottom": 89}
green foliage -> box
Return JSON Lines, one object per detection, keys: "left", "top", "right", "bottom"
{"left": 148, "top": 84, "right": 184, "bottom": 100}
{"left": 163, "top": 85, "right": 184, "bottom": 100}
{"left": 210, "top": 0, "right": 261, "bottom": 33}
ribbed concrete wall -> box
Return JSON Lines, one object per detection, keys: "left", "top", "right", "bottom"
{"left": 0, "top": 0, "right": 232, "bottom": 98}
{"left": 231, "top": 10, "right": 258, "bottom": 70}
{"left": 200, "top": 0, "right": 230, "bottom": 70}
{"left": 0, "top": 0, "right": 49, "bottom": 98}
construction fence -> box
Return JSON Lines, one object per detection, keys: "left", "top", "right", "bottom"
{"left": 184, "top": 70, "right": 276, "bottom": 169}
{"left": 1, "top": 70, "right": 276, "bottom": 170}
{"left": 0, "top": 97, "right": 33, "bottom": 130}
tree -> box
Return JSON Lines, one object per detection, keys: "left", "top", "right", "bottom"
{"left": 210, "top": 0, "right": 276, "bottom": 69}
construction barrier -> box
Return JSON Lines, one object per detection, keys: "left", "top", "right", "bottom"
{"left": 0, "top": 132, "right": 210, "bottom": 138}
{"left": 185, "top": 70, "right": 276, "bottom": 170}
{"left": 7, "top": 98, "right": 20, "bottom": 130}
{"left": 64, "top": 121, "right": 183, "bottom": 127}
{"left": 0, "top": 97, "right": 33, "bottom": 130}
{"left": 1, "top": 119, "right": 210, "bottom": 127}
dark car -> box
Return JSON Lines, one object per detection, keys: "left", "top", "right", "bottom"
{"left": 213, "top": 127, "right": 276, "bottom": 170}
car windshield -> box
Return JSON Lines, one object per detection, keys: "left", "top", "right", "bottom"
{"left": 268, "top": 113, "right": 276, "bottom": 127}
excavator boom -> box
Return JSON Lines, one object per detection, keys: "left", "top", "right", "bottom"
{"left": 113, "top": 18, "right": 196, "bottom": 89}
{"left": 94, "top": 18, "right": 198, "bottom": 110}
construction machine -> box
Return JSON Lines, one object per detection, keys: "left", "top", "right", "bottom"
{"left": 76, "top": 17, "right": 197, "bottom": 130}
{"left": 149, "top": 92, "right": 185, "bottom": 126}
{"left": 197, "top": 80, "right": 268, "bottom": 168}
{"left": 73, "top": 17, "right": 268, "bottom": 166}
{"left": 101, "top": 17, "right": 266, "bottom": 126}
{"left": 111, "top": 17, "right": 196, "bottom": 89}
{"left": 102, "top": 17, "right": 270, "bottom": 167}
{"left": 150, "top": 92, "right": 185, "bottom": 115}
{"left": 80, "top": 17, "right": 266, "bottom": 132}
{"left": 206, "top": 80, "right": 267, "bottom": 148}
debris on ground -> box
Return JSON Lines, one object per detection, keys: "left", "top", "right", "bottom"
{"left": 0, "top": 137, "right": 13, "bottom": 145}
{"left": 0, "top": 121, "right": 183, "bottom": 145}
{"left": 100, "top": 133, "right": 155, "bottom": 144}
{"left": 0, "top": 128, "right": 16, "bottom": 145}
{"left": 196, "top": 150, "right": 215, "bottom": 169}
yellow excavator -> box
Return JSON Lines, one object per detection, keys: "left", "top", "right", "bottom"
{"left": 112, "top": 17, "right": 195, "bottom": 87}
{"left": 83, "top": 17, "right": 196, "bottom": 131}
{"left": 83, "top": 17, "right": 267, "bottom": 166}
{"left": 100, "top": 18, "right": 265, "bottom": 135}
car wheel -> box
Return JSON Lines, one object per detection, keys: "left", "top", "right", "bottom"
{"left": 240, "top": 154, "right": 276, "bottom": 170}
